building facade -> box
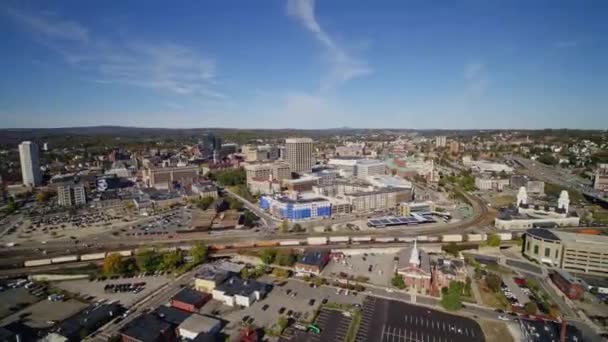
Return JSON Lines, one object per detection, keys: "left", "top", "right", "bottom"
{"left": 260, "top": 196, "right": 331, "bottom": 221}
{"left": 595, "top": 164, "right": 608, "bottom": 192}
{"left": 19, "top": 141, "right": 42, "bottom": 187}
{"left": 435, "top": 136, "right": 447, "bottom": 148}
{"left": 345, "top": 188, "right": 412, "bottom": 212}
{"left": 523, "top": 228, "right": 608, "bottom": 276}
{"left": 142, "top": 166, "right": 199, "bottom": 190}
{"left": 285, "top": 138, "right": 314, "bottom": 174}
{"left": 57, "top": 183, "right": 86, "bottom": 206}
{"left": 244, "top": 162, "right": 290, "bottom": 181}
{"left": 396, "top": 243, "right": 432, "bottom": 294}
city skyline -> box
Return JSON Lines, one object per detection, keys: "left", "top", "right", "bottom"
{"left": 1, "top": 1, "right": 607, "bottom": 129}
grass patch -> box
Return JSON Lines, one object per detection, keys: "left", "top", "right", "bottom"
{"left": 345, "top": 309, "right": 362, "bottom": 342}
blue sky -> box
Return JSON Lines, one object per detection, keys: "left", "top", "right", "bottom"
{"left": 0, "top": 0, "right": 606, "bottom": 129}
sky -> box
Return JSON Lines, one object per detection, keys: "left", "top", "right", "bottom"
{"left": 0, "top": 0, "right": 606, "bottom": 129}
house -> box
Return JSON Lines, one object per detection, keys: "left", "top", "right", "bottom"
{"left": 193, "top": 262, "right": 243, "bottom": 293}
{"left": 177, "top": 314, "right": 222, "bottom": 340}
{"left": 396, "top": 242, "right": 432, "bottom": 294}
{"left": 212, "top": 276, "right": 271, "bottom": 307}
{"left": 120, "top": 314, "right": 176, "bottom": 342}
{"left": 171, "top": 288, "right": 210, "bottom": 313}
{"left": 294, "top": 250, "right": 330, "bottom": 275}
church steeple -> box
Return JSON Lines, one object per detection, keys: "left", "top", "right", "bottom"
{"left": 409, "top": 240, "right": 420, "bottom": 266}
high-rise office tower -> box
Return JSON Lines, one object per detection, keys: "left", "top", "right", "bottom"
{"left": 199, "top": 133, "right": 223, "bottom": 159}
{"left": 285, "top": 138, "right": 313, "bottom": 174}
{"left": 19, "top": 141, "right": 41, "bottom": 187}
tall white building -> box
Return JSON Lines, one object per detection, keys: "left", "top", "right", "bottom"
{"left": 19, "top": 141, "right": 41, "bottom": 187}
{"left": 435, "top": 136, "right": 447, "bottom": 148}
{"left": 285, "top": 138, "right": 313, "bottom": 174}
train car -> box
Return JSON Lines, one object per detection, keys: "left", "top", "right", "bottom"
{"left": 51, "top": 255, "right": 78, "bottom": 264}
{"left": 307, "top": 237, "right": 328, "bottom": 245}
{"left": 329, "top": 236, "right": 349, "bottom": 244}
{"left": 116, "top": 250, "right": 133, "bottom": 257}
{"left": 255, "top": 241, "right": 280, "bottom": 247}
{"left": 374, "top": 237, "right": 396, "bottom": 243}
{"left": 398, "top": 237, "right": 416, "bottom": 242}
{"left": 416, "top": 235, "right": 429, "bottom": 242}
{"left": 427, "top": 236, "right": 440, "bottom": 242}
{"left": 466, "top": 234, "right": 486, "bottom": 242}
{"left": 24, "top": 259, "right": 52, "bottom": 267}
{"left": 232, "top": 242, "right": 255, "bottom": 248}
{"left": 158, "top": 247, "right": 178, "bottom": 253}
{"left": 352, "top": 236, "right": 372, "bottom": 243}
{"left": 209, "top": 244, "right": 227, "bottom": 251}
{"left": 178, "top": 245, "right": 193, "bottom": 251}
{"left": 441, "top": 234, "right": 463, "bottom": 242}
{"left": 497, "top": 233, "right": 513, "bottom": 241}
{"left": 279, "top": 240, "right": 302, "bottom": 246}
{"left": 80, "top": 253, "right": 107, "bottom": 261}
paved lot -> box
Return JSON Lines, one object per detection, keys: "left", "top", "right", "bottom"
{"left": 55, "top": 275, "right": 170, "bottom": 306}
{"left": 203, "top": 278, "right": 363, "bottom": 339}
{"left": 0, "top": 287, "right": 40, "bottom": 319}
{"left": 501, "top": 274, "right": 529, "bottom": 304}
{"left": 0, "top": 298, "right": 88, "bottom": 328}
{"left": 356, "top": 296, "right": 485, "bottom": 342}
{"left": 280, "top": 308, "right": 352, "bottom": 342}
{"left": 505, "top": 259, "right": 542, "bottom": 275}
{"left": 322, "top": 252, "right": 396, "bottom": 286}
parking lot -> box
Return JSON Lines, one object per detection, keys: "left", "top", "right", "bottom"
{"left": 204, "top": 278, "right": 363, "bottom": 338}
{"left": 0, "top": 286, "right": 41, "bottom": 319}
{"left": 0, "top": 298, "right": 88, "bottom": 329}
{"left": 280, "top": 308, "right": 352, "bottom": 342}
{"left": 356, "top": 296, "right": 485, "bottom": 342}
{"left": 124, "top": 208, "right": 191, "bottom": 237}
{"left": 321, "top": 251, "right": 397, "bottom": 286}
{"left": 55, "top": 275, "right": 170, "bottom": 306}
{"left": 501, "top": 275, "right": 529, "bottom": 305}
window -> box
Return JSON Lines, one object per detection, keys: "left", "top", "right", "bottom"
{"left": 533, "top": 245, "right": 539, "bottom": 255}
{"left": 545, "top": 248, "right": 550, "bottom": 257}
{"left": 555, "top": 250, "right": 559, "bottom": 259}
{"left": 526, "top": 241, "right": 530, "bottom": 251}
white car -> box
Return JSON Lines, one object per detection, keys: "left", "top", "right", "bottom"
{"left": 498, "top": 315, "right": 510, "bottom": 321}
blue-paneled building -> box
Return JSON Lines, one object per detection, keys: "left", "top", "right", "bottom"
{"left": 259, "top": 196, "right": 331, "bottom": 221}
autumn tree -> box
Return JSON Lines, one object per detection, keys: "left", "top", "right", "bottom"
{"left": 103, "top": 253, "right": 123, "bottom": 275}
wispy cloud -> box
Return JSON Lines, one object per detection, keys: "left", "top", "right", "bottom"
{"left": 286, "top": 0, "right": 370, "bottom": 91}
{"left": 553, "top": 40, "right": 578, "bottom": 49}
{"left": 4, "top": 7, "right": 224, "bottom": 99}
{"left": 5, "top": 7, "right": 89, "bottom": 43}
{"left": 464, "top": 62, "right": 489, "bottom": 97}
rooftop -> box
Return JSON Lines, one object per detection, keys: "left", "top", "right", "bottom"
{"left": 120, "top": 314, "right": 173, "bottom": 342}
{"left": 172, "top": 288, "right": 209, "bottom": 305}
{"left": 297, "top": 250, "right": 330, "bottom": 267}
{"left": 152, "top": 305, "right": 192, "bottom": 325}
{"left": 178, "top": 313, "right": 221, "bottom": 334}
{"left": 54, "top": 303, "right": 124, "bottom": 340}
{"left": 215, "top": 276, "right": 271, "bottom": 297}
{"left": 397, "top": 246, "right": 431, "bottom": 273}
{"left": 525, "top": 228, "right": 560, "bottom": 241}
{"left": 553, "top": 230, "right": 608, "bottom": 246}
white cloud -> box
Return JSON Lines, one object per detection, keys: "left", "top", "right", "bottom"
{"left": 4, "top": 7, "right": 224, "bottom": 99}
{"left": 286, "top": 0, "right": 370, "bottom": 91}
{"left": 464, "top": 62, "right": 489, "bottom": 97}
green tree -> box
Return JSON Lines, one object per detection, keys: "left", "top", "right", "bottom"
{"left": 464, "top": 277, "right": 472, "bottom": 297}
{"left": 524, "top": 302, "right": 538, "bottom": 315}
{"left": 443, "top": 242, "right": 460, "bottom": 257}
{"left": 258, "top": 248, "right": 277, "bottom": 264}
{"left": 196, "top": 196, "right": 215, "bottom": 210}
{"left": 136, "top": 248, "right": 160, "bottom": 272}
{"left": 160, "top": 250, "right": 183, "bottom": 271}
{"left": 271, "top": 267, "right": 289, "bottom": 278}
{"left": 277, "top": 316, "right": 289, "bottom": 334}
{"left": 190, "top": 242, "right": 208, "bottom": 264}
{"left": 279, "top": 220, "right": 289, "bottom": 233}
{"left": 229, "top": 197, "right": 243, "bottom": 210}
{"left": 103, "top": 253, "right": 123, "bottom": 275}
{"left": 440, "top": 281, "right": 464, "bottom": 311}
{"left": 486, "top": 273, "right": 502, "bottom": 293}
{"left": 292, "top": 223, "right": 304, "bottom": 232}
{"left": 274, "top": 249, "right": 296, "bottom": 266}
{"left": 391, "top": 274, "right": 405, "bottom": 289}
{"left": 487, "top": 233, "right": 501, "bottom": 247}
{"left": 242, "top": 210, "right": 258, "bottom": 227}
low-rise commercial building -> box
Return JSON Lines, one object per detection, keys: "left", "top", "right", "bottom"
{"left": 244, "top": 162, "right": 291, "bottom": 181}
{"left": 194, "top": 262, "right": 242, "bottom": 293}
{"left": 177, "top": 314, "right": 221, "bottom": 340}
{"left": 595, "top": 164, "right": 608, "bottom": 191}
{"left": 474, "top": 177, "right": 509, "bottom": 191}
{"left": 211, "top": 276, "right": 271, "bottom": 307}
{"left": 550, "top": 270, "right": 585, "bottom": 300}
{"left": 171, "top": 288, "right": 210, "bottom": 313}
{"left": 191, "top": 181, "right": 218, "bottom": 199}
{"left": 294, "top": 250, "right": 330, "bottom": 275}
